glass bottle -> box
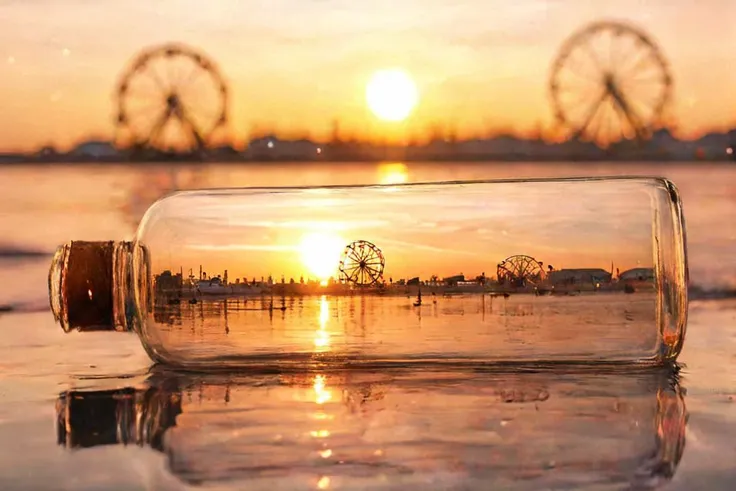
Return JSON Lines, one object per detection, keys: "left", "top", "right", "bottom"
{"left": 48, "top": 177, "right": 688, "bottom": 369}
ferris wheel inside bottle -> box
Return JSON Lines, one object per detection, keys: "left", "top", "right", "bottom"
{"left": 49, "top": 177, "right": 688, "bottom": 368}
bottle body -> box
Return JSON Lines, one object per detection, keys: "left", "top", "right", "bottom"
{"left": 50, "top": 177, "right": 688, "bottom": 368}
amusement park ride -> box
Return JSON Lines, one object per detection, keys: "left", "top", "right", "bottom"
{"left": 549, "top": 21, "right": 673, "bottom": 147}
{"left": 114, "top": 43, "right": 229, "bottom": 156}
{"left": 338, "top": 240, "right": 386, "bottom": 287}
{"left": 111, "top": 20, "right": 674, "bottom": 156}
{"left": 495, "top": 255, "right": 546, "bottom": 288}
{"left": 335, "top": 241, "right": 545, "bottom": 290}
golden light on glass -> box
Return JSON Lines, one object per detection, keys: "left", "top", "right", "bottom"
{"left": 310, "top": 429, "right": 330, "bottom": 438}
{"left": 366, "top": 68, "right": 419, "bottom": 122}
{"left": 319, "top": 449, "right": 333, "bottom": 458}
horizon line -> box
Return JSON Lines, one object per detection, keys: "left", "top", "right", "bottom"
{"left": 2, "top": 124, "right": 735, "bottom": 156}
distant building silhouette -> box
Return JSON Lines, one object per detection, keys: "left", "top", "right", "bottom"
{"left": 618, "top": 268, "right": 655, "bottom": 282}
{"left": 2, "top": 125, "right": 735, "bottom": 163}
{"left": 547, "top": 268, "right": 612, "bottom": 285}
{"left": 245, "top": 136, "right": 322, "bottom": 161}
{"left": 70, "top": 140, "right": 118, "bottom": 159}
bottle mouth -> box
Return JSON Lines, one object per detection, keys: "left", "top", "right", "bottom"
{"left": 47, "top": 241, "right": 120, "bottom": 333}
{"left": 48, "top": 243, "right": 71, "bottom": 331}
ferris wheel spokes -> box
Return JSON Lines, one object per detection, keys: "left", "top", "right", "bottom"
{"left": 115, "top": 43, "right": 228, "bottom": 154}
{"left": 550, "top": 20, "right": 673, "bottom": 147}
{"left": 339, "top": 241, "right": 385, "bottom": 287}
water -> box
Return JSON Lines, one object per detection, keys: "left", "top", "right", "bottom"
{"left": 153, "top": 293, "right": 660, "bottom": 366}
{"left": 1, "top": 161, "right": 735, "bottom": 490}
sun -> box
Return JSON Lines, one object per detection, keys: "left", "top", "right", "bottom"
{"left": 299, "top": 232, "right": 345, "bottom": 282}
{"left": 366, "top": 68, "right": 419, "bottom": 122}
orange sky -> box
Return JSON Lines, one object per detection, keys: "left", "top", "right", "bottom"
{"left": 143, "top": 180, "right": 659, "bottom": 282}
{"left": 0, "top": 1, "right": 735, "bottom": 151}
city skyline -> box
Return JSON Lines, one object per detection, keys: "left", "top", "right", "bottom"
{"left": 4, "top": 124, "right": 732, "bottom": 163}
{"left": 1, "top": 1, "right": 735, "bottom": 151}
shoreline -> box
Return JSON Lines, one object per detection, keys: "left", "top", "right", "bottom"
{"left": 1, "top": 158, "right": 734, "bottom": 166}
{"left": 162, "top": 282, "right": 657, "bottom": 302}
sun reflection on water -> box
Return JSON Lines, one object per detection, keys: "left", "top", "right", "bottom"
{"left": 311, "top": 371, "right": 334, "bottom": 464}
{"left": 313, "top": 374, "right": 332, "bottom": 405}
{"left": 313, "top": 296, "right": 332, "bottom": 351}
{"left": 378, "top": 162, "right": 409, "bottom": 190}
{"left": 317, "top": 475, "right": 331, "bottom": 489}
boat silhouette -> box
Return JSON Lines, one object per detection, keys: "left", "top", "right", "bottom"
{"left": 413, "top": 288, "right": 422, "bottom": 307}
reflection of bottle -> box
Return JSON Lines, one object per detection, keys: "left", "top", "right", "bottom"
{"left": 56, "top": 384, "right": 182, "bottom": 451}
{"left": 55, "top": 366, "right": 687, "bottom": 488}
{"left": 48, "top": 178, "right": 688, "bottom": 368}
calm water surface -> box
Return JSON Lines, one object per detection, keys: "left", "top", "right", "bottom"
{"left": 151, "top": 293, "right": 660, "bottom": 366}
{"left": 0, "top": 162, "right": 735, "bottom": 490}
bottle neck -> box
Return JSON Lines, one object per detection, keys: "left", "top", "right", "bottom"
{"left": 49, "top": 240, "right": 137, "bottom": 332}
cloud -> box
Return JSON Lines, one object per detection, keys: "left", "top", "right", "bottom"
{"left": 376, "top": 237, "right": 482, "bottom": 257}
{"left": 183, "top": 217, "right": 389, "bottom": 232}
{"left": 187, "top": 243, "right": 297, "bottom": 252}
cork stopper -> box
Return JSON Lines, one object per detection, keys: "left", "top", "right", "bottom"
{"left": 49, "top": 241, "right": 121, "bottom": 332}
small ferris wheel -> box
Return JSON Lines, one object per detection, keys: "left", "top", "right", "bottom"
{"left": 550, "top": 20, "right": 673, "bottom": 147}
{"left": 338, "top": 240, "right": 385, "bottom": 287}
{"left": 497, "top": 255, "right": 545, "bottom": 288}
{"left": 115, "top": 43, "right": 228, "bottom": 153}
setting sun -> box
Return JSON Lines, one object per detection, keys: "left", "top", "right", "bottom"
{"left": 299, "top": 232, "right": 345, "bottom": 281}
{"left": 366, "top": 69, "right": 419, "bottom": 122}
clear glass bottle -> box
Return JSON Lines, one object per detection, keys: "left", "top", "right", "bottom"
{"left": 49, "top": 177, "right": 688, "bottom": 368}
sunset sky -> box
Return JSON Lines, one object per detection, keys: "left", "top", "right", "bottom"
{"left": 0, "top": 0, "right": 734, "bottom": 151}
{"left": 141, "top": 180, "right": 658, "bottom": 282}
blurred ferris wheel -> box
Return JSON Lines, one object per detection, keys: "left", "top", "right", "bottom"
{"left": 114, "top": 43, "right": 228, "bottom": 153}
{"left": 549, "top": 20, "right": 673, "bottom": 147}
